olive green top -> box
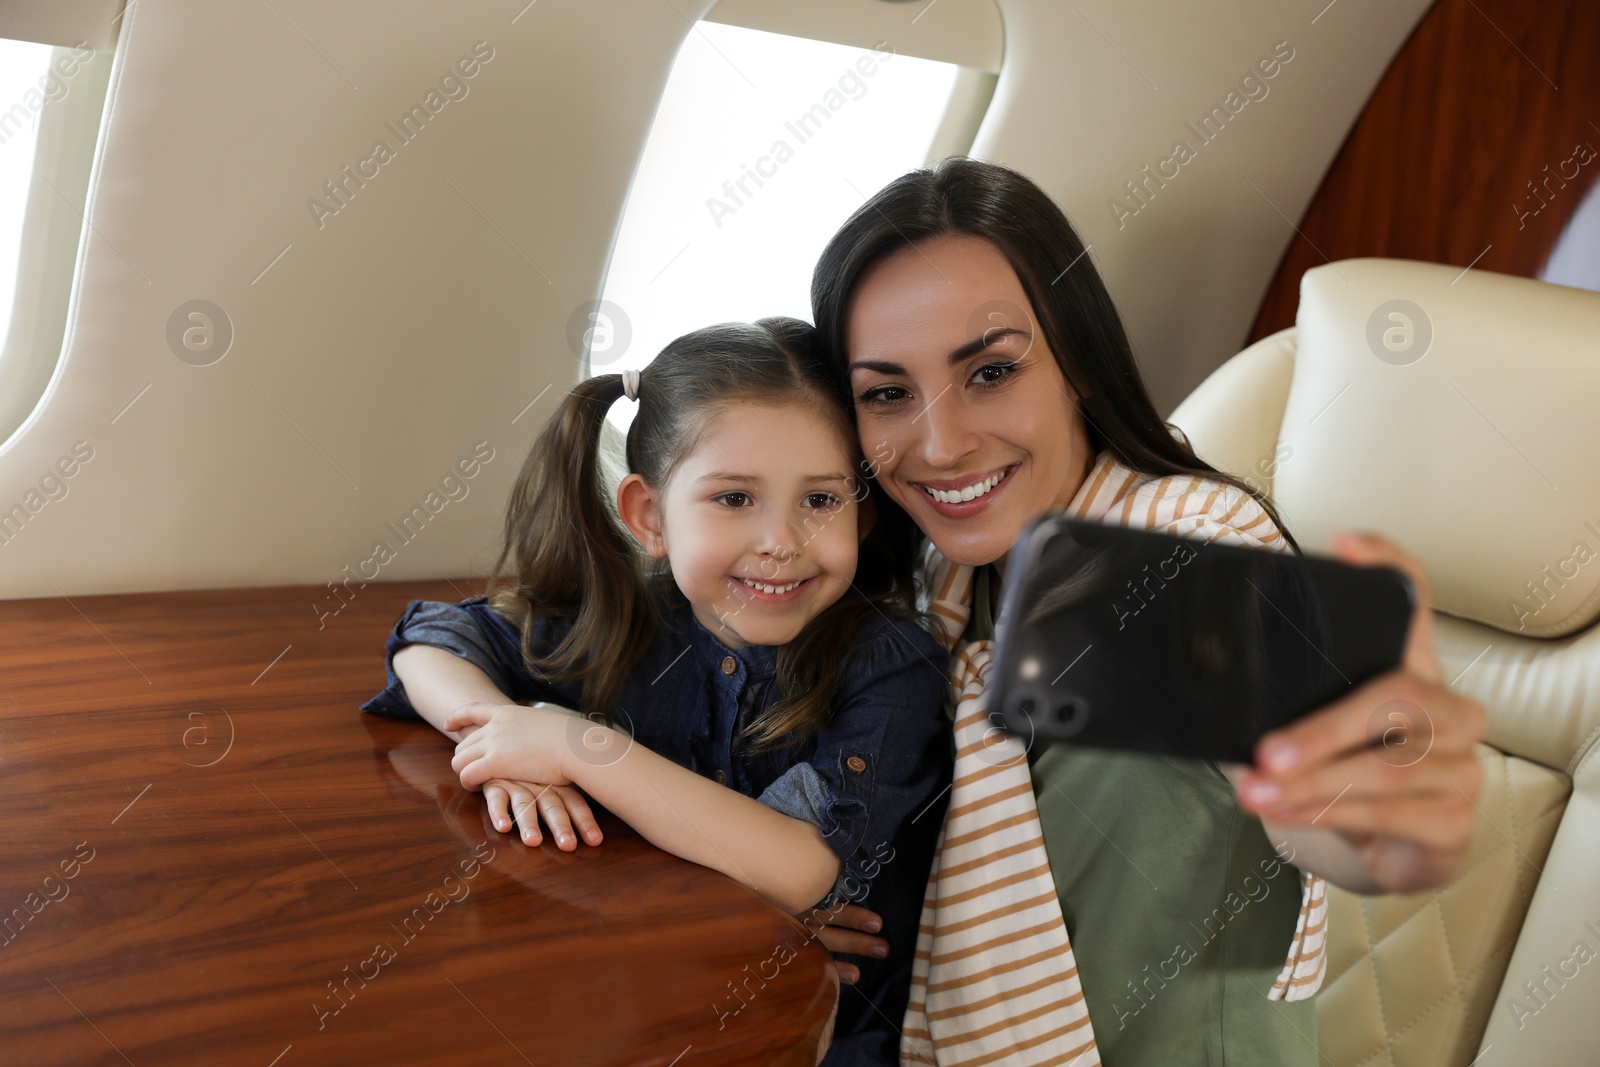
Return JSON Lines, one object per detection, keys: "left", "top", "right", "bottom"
{"left": 963, "top": 562, "right": 1316, "bottom": 1065}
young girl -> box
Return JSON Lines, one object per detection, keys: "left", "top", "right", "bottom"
{"left": 362, "top": 317, "right": 952, "bottom": 1066}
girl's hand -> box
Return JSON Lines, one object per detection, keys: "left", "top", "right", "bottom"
{"left": 796, "top": 903, "right": 888, "bottom": 984}
{"left": 1233, "top": 531, "right": 1487, "bottom": 894}
{"left": 483, "top": 778, "right": 604, "bottom": 851}
{"left": 446, "top": 702, "right": 574, "bottom": 791}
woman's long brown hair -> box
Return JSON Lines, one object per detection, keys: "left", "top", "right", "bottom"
{"left": 486, "top": 317, "right": 935, "bottom": 750}
{"left": 810, "top": 157, "right": 1301, "bottom": 580}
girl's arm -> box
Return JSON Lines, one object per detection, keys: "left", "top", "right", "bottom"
{"left": 392, "top": 644, "right": 603, "bottom": 849}
{"left": 391, "top": 643, "right": 519, "bottom": 741}
{"left": 445, "top": 703, "right": 844, "bottom": 915}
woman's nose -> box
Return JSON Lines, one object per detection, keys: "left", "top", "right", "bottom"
{"left": 915, "top": 391, "right": 980, "bottom": 470}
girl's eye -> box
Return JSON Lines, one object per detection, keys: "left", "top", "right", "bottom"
{"left": 804, "top": 492, "right": 841, "bottom": 511}
{"left": 972, "top": 360, "right": 1019, "bottom": 387}
{"left": 715, "top": 492, "right": 751, "bottom": 508}
{"left": 856, "top": 383, "right": 909, "bottom": 408}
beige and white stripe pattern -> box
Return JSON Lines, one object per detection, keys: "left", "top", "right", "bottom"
{"left": 899, "top": 450, "right": 1328, "bottom": 1066}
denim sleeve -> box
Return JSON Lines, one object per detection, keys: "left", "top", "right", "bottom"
{"left": 360, "top": 597, "right": 580, "bottom": 718}
{"left": 755, "top": 616, "right": 952, "bottom": 907}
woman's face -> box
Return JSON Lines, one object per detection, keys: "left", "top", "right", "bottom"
{"left": 845, "top": 234, "right": 1095, "bottom": 572}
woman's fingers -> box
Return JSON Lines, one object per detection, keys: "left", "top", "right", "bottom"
{"left": 813, "top": 926, "right": 890, "bottom": 959}
{"left": 795, "top": 903, "right": 888, "bottom": 964}
{"left": 818, "top": 903, "right": 883, "bottom": 934}
{"left": 1254, "top": 672, "right": 1483, "bottom": 781}
{"left": 1328, "top": 531, "right": 1441, "bottom": 684}
{"left": 483, "top": 781, "right": 514, "bottom": 834}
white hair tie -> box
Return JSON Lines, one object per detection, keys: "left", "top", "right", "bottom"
{"left": 622, "top": 369, "right": 641, "bottom": 401}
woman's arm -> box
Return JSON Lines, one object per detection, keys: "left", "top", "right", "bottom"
{"left": 446, "top": 703, "right": 844, "bottom": 915}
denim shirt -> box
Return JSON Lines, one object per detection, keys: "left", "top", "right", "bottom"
{"left": 363, "top": 596, "right": 953, "bottom": 1066}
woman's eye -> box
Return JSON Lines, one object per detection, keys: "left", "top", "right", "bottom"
{"left": 856, "top": 384, "right": 909, "bottom": 408}
{"left": 716, "top": 492, "right": 751, "bottom": 508}
{"left": 972, "top": 361, "right": 1019, "bottom": 387}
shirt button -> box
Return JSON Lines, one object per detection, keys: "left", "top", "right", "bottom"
{"left": 714, "top": 769, "right": 728, "bottom": 785}
{"left": 721, "top": 656, "right": 737, "bottom": 675}
{"left": 847, "top": 756, "right": 867, "bottom": 773}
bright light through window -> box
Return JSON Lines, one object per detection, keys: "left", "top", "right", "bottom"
{"left": 592, "top": 22, "right": 963, "bottom": 424}
{"left": 0, "top": 38, "right": 54, "bottom": 354}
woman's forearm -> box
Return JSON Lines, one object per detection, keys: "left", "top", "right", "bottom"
{"left": 565, "top": 727, "right": 842, "bottom": 914}
{"left": 391, "top": 644, "right": 547, "bottom": 741}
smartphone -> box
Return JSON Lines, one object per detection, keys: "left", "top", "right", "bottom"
{"left": 989, "top": 515, "right": 1415, "bottom": 764}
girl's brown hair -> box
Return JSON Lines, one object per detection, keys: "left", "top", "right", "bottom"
{"left": 810, "top": 157, "right": 1301, "bottom": 574}
{"left": 487, "top": 316, "right": 932, "bottom": 750}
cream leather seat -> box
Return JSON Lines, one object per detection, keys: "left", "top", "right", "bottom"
{"left": 1169, "top": 258, "right": 1600, "bottom": 1067}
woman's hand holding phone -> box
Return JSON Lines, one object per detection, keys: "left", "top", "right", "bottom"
{"left": 1233, "top": 531, "right": 1487, "bottom": 894}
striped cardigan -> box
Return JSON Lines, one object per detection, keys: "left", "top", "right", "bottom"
{"left": 899, "top": 449, "right": 1329, "bottom": 1066}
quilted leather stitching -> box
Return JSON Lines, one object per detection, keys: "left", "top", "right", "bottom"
{"left": 1321, "top": 749, "right": 1569, "bottom": 1067}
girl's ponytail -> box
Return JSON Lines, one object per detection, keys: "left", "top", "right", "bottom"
{"left": 487, "top": 372, "right": 658, "bottom": 717}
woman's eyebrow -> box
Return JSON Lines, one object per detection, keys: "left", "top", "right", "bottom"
{"left": 849, "top": 327, "right": 1030, "bottom": 375}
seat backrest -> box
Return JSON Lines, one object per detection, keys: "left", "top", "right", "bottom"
{"left": 1169, "top": 258, "right": 1600, "bottom": 1066}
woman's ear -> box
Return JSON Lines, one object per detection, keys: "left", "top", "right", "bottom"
{"left": 617, "top": 473, "right": 667, "bottom": 558}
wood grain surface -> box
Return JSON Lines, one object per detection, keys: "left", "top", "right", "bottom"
{"left": 0, "top": 579, "right": 836, "bottom": 1066}
{"left": 1251, "top": 0, "right": 1600, "bottom": 340}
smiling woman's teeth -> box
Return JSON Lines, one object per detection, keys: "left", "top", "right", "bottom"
{"left": 740, "top": 577, "right": 804, "bottom": 595}
{"left": 923, "top": 470, "right": 1005, "bottom": 504}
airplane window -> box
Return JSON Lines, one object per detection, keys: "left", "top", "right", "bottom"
{"left": 588, "top": 21, "right": 979, "bottom": 427}
{"left": 0, "top": 37, "right": 110, "bottom": 447}
{"left": 0, "top": 39, "right": 55, "bottom": 364}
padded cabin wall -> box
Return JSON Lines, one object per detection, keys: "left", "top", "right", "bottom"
{"left": 0, "top": 0, "right": 715, "bottom": 599}
{"left": 0, "top": 0, "right": 1432, "bottom": 598}
{"left": 974, "top": 0, "right": 1433, "bottom": 417}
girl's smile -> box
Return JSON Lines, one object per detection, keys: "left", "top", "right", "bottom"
{"left": 618, "top": 399, "right": 865, "bottom": 649}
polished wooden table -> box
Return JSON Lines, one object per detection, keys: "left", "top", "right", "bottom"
{"left": 0, "top": 580, "right": 836, "bottom": 1065}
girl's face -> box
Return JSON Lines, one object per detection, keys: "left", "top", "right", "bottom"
{"left": 844, "top": 233, "right": 1095, "bottom": 573}
{"left": 618, "top": 400, "right": 863, "bottom": 649}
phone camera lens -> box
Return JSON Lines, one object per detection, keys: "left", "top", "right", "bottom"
{"left": 1054, "top": 700, "right": 1088, "bottom": 736}
{"left": 1018, "top": 697, "right": 1037, "bottom": 718}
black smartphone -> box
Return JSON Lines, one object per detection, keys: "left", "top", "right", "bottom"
{"left": 989, "top": 515, "right": 1415, "bottom": 764}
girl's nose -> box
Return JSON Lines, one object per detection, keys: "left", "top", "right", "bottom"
{"left": 757, "top": 518, "right": 802, "bottom": 564}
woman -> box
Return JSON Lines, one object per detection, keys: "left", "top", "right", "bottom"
{"left": 804, "top": 158, "right": 1485, "bottom": 1065}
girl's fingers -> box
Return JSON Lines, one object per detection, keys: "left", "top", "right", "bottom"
{"left": 537, "top": 787, "right": 577, "bottom": 850}
{"left": 483, "top": 781, "right": 515, "bottom": 834}
{"left": 552, "top": 785, "right": 603, "bottom": 846}
{"left": 442, "top": 701, "right": 495, "bottom": 733}
{"left": 836, "top": 962, "right": 861, "bottom": 985}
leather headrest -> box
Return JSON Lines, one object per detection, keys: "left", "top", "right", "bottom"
{"left": 1272, "top": 259, "right": 1600, "bottom": 638}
